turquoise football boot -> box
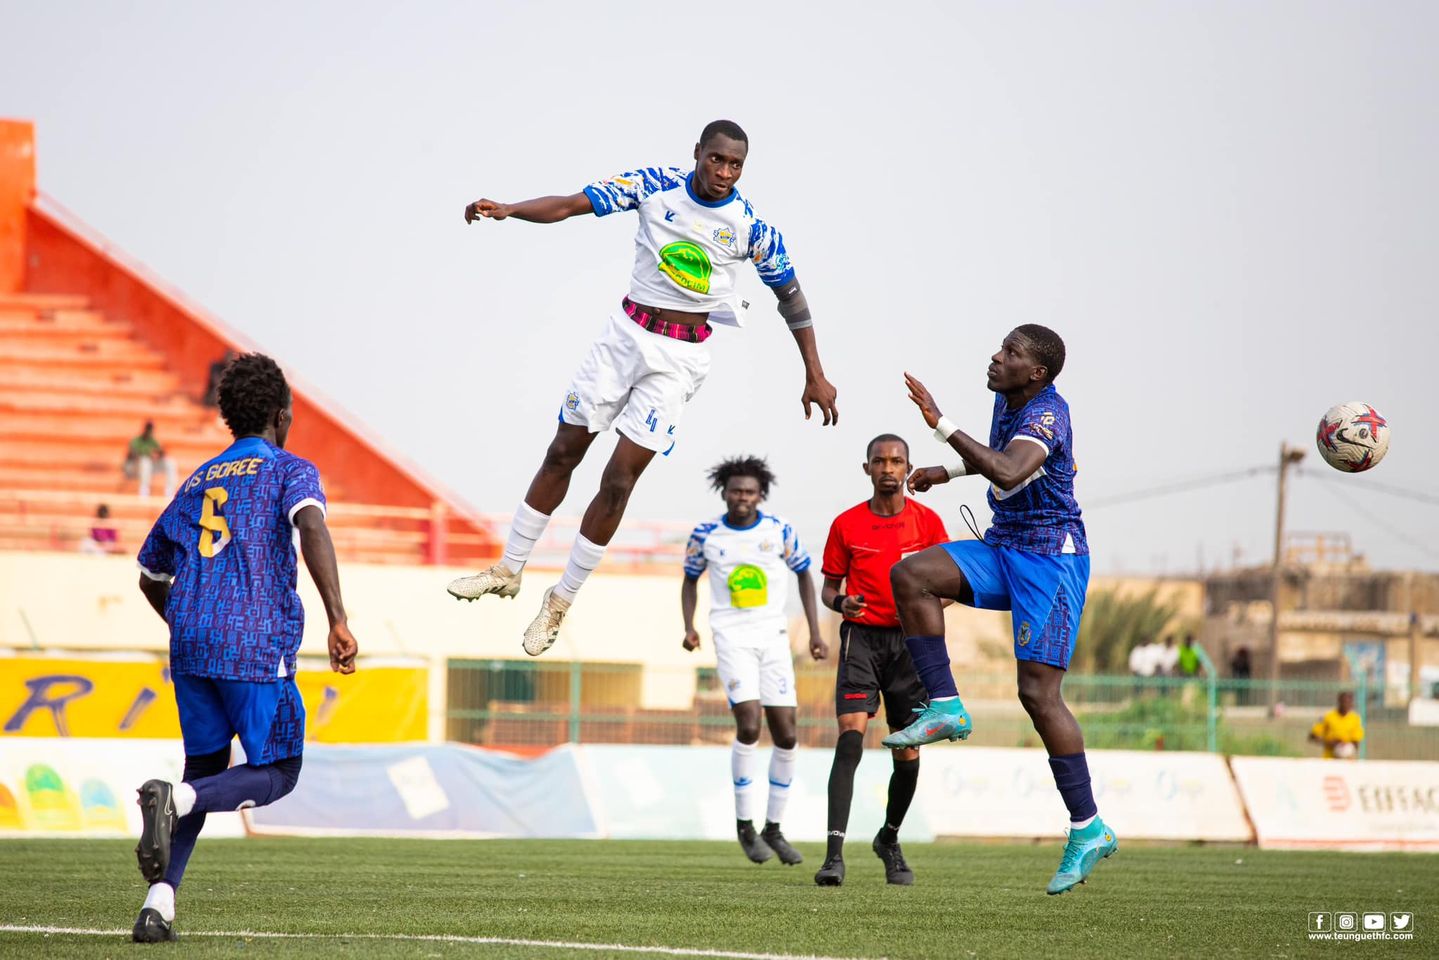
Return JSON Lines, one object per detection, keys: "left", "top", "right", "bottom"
{"left": 1046, "top": 818, "right": 1118, "bottom": 895}
{"left": 880, "top": 699, "right": 973, "bottom": 748}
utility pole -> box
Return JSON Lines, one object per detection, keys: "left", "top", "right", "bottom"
{"left": 1268, "top": 442, "right": 1306, "bottom": 712}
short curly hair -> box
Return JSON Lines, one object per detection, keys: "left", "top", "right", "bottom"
{"left": 707, "top": 455, "right": 775, "bottom": 499}
{"left": 217, "top": 353, "right": 292, "bottom": 438}
{"left": 1012, "top": 324, "right": 1066, "bottom": 382}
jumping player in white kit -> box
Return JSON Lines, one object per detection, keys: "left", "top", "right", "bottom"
{"left": 681, "top": 456, "right": 825, "bottom": 866}
{"left": 447, "top": 120, "right": 839, "bottom": 655}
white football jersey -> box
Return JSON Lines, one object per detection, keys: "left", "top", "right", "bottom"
{"left": 684, "top": 511, "right": 811, "bottom": 643}
{"left": 583, "top": 165, "right": 794, "bottom": 327}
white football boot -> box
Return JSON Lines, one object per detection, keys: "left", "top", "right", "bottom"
{"left": 522, "top": 587, "right": 570, "bottom": 656}
{"left": 446, "top": 563, "right": 522, "bottom": 601}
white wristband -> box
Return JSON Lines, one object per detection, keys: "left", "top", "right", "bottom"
{"left": 934, "top": 416, "right": 959, "bottom": 443}
{"left": 945, "top": 462, "right": 968, "bottom": 479}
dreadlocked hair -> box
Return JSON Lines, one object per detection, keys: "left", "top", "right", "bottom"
{"left": 707, "top": 455, "right": 775, "bottom": 499}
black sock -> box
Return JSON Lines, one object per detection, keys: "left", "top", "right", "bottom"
{"left": 826, "top": 730, "right": 864, "bottom": 859}
{"left": 880, "top": 756, "right": 920, "bottom": 843}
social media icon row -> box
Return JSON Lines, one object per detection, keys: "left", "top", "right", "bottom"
{"left": 1309, "top": 912, "right": 1413, "bottom": 932}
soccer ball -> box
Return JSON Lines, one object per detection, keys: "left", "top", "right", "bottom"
{"left": 1315, "top": 402, "right": 1389, "bottom": 473}
{"left": 1333, "top": 741, "right": 1357, "bottom": 759}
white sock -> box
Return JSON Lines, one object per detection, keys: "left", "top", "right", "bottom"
{"left": 766, "top": 746, "right": 797, "bottom": 825}
{"left": 501, "top": 502, "right": 551, "bottom": 574}
{"left": 552, "top": 534, "right": 605, "bottom": 603}
{"left": 731, "top": 739, "right": 758, "bottom": 822}
{"left": 931, "top": 695, "right": 958, "bottom": 702}
{"left": 1071, "top": 814, "right": 1096, "bottom": 830}
{"left": 173, "top": 782, "right": 196, "bottom": 817}
{"left": 143, "top": 882, "right": 175, "bottom": 923}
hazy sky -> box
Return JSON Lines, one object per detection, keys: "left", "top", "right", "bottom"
{"left": 4, "top": 1, "right": 1436, "bottom": 575}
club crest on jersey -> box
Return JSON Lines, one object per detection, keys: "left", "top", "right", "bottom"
{"left": 759, "top": 539, "right": 775, "bottom": 553}
{"left": 1018, "top": 621, "right": 1032, "bottom": 646}
{"left": 565, "top": 391, "right": 581, "bottom": 412}
{"left": 712, "top": 226, "right": 736, "bottom": 248}
{"left": 658, "top": 240, "right": 712, "bottom": 294}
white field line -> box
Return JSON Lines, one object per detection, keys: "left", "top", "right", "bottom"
{"left": 0, "top": 925, "right": 885, "bottom": 960}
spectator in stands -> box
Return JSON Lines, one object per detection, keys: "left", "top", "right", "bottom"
{"left": 1177, "top": 634, "right": 1202, "bottom": 678}
{"left": 203, "top": 350, "right": 235, "bottom": 407}
{"left": 1128, "top": 636, "right": 1160, "bottom": 696}
{"left": 80, "top": 503, "right": 121, "bottom": 555}
{"left": 1309, "top": 691, "right": 1364, "bottom": 759}
{"left": 124, "top": 421, "right": 177, "bottom": 498}
{"left": 1157, "top": 636, "right": 1180, "bottom": 678}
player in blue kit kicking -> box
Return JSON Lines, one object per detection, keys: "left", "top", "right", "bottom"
{"left": 129, "top": 353, "right": 358, "bottom": 942}
{"left": 883, "top": 326, "right": 1117, "bottom": 895}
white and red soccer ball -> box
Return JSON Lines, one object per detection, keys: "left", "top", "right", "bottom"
{"left": 1315, "top": 402, "right": 1389, "bottom": 473}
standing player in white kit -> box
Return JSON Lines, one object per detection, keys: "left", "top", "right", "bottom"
{"left": 681, "top": 456, "right": 825, "bottom": 865}
{"left": 448, "top": 120, "right": 839, "bottom": 656}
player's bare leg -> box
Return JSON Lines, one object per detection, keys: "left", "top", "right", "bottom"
{"left": 522, "top": 434, "right": 655, "bottom": 655}
{"left": 730, "top": 700, "right": 773, "bottom": 863}
{"left": 448, "top": 424, "right": 597, "bottom": 601}
{"left": 759, "top": 705, "right": 802, "bottom": 865}
{"left": 883, "top": 548, "right": 975, "bottom": 747}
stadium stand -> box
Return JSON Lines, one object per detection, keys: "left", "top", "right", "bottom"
{"left": 0, "top": 119, "right": 501, "bottom": 565}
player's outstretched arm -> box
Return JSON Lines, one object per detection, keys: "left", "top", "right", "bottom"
{"left": 464, "top": 193, "right": 593, "bottom": 224}
{"left": 904, "top": 373, "right": 1045, "bottom": 490}
{"left": 680, "top": 575, "right": 701, "bottom": 652}
{"left": 796, "top": 568, "right": 827, "bottom": 660}
{"left": 774, "top": 278, "right": 838, "bottom": 425}
{"left": 294, "top": 505, "right": 358, "bottom": 674}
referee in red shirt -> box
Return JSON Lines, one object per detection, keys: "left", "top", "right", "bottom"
{"left": 814, "top": 434, "right": 948, "bottom": 887}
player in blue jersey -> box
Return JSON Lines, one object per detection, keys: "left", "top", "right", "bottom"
{"left": 446, "top": 119, "right": 838, "bottom": 657}
{"left": 129, "top": 353, "right": 358, "bottom": 942}
{"left": 882, "top": 326, "right": 1117, "bottom": 895}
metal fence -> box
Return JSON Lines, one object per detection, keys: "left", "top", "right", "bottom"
{"left": 446, "top": 659, "right": 1438, "bottom": 760}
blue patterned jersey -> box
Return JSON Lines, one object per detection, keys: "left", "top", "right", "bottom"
{"left": 583, "top": 165, "right": 793, "bottom": 328}
{"left": 136, "top": 436, "right": 326, "bottom": 682}
{"left": 984, "top": 385, "right": 1088, "bottom": 555}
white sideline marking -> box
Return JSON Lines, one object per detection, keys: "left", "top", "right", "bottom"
{"left": 0, "top": 924, "right": 884, "bottom": 960}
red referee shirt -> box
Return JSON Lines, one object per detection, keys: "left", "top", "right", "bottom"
{"left": 821, "top": 499, "right": 949, "bottom": 629}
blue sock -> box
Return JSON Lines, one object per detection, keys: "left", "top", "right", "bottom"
{"left": 163, "top": 746, "right": 231, "bottom": 890}
{"left": 193, "top": 756, "right": 303, "bottom": 815}
{"left": 903, "top": 635, "right": 959, "bottom": 699}
{"left": 1048, "top": 752, "right": 1098, "bottom": 824}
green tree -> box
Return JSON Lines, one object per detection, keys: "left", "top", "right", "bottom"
{"left": 1072, "top": 588, "right": 1182, "bottom": 673}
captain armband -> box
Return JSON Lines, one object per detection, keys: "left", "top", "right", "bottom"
{"left": 945, "top": 463, "right": 968, "bottom": 480}
{"left": 776, "top": 283, "right": 813, "bottom": 331}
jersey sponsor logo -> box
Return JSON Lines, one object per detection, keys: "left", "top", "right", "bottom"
{"left": 727, "top": 563, "right": 769, "bottom": 609}
{"left": 712, "top": 226, "right": 736, "bottom": 248}
{"left": 657, "top": 240, "right": 712, "bottom": 294}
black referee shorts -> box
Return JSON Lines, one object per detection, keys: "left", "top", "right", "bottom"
{"left": 834, "top": 621, "right": 927, "bottom": 729}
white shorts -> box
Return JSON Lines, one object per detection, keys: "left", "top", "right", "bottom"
{"left": 559, "top": 311, "right": 712, "bottom": 455}
{"left": 714, "top": 633, "right": 797, "bottom": 708}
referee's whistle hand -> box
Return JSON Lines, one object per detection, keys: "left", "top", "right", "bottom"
{"left": 840, "top": 596, "right": 867, "bottom": 618}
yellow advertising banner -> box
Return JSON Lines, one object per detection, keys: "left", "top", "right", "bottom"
{"left": 0, "top": 656, "right": 426, "bottom": 743}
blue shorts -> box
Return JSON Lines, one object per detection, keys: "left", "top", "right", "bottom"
{"left": 940, "top": 541, "right": 1090, "bottom": 670}
{"left": 173, "top": 674, "right": 306, "bottom": 765}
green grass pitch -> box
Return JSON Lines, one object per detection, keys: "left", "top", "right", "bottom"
{"left": 0, "top": 839, "right": 1432, "bottom": 958}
